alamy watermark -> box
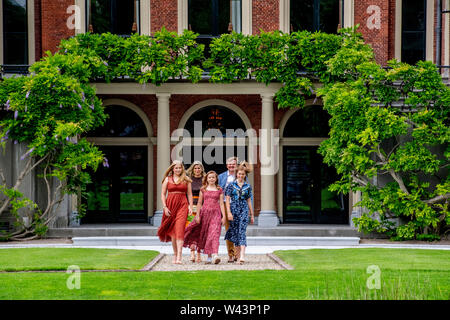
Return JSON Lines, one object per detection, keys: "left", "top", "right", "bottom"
{"left": 66, "top": 5, "right": 81, "bottom": 31}
{"left": 66, "top": 265, "right": 81, "bottom": 290}
{"left": 171, "top": 121, "right": 280, "bottom": 175}
{"left": 366, "top": 265, "right": 381, "bottom": 290}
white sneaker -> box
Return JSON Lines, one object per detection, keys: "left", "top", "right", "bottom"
{"left": 205, "top": 257, "right": 212, "bottom": 264}
{"left": 213, "top": 255, "right": 221, "bottom": 264}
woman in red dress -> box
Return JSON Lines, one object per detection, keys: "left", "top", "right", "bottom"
{"left": 157, "top": 160, "right": 193, "bottom": 264}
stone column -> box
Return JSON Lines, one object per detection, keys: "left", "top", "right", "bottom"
{"left": 258, "top": 93, "right": 279, "bottom": 227}
{"left": 153, "top": 93, "right": 171, "bottom": 226}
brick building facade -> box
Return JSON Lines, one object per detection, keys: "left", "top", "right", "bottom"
{"left": 1, "top": 0, "right": 449, "bottom": 228}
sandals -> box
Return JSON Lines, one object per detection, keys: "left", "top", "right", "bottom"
{"left": 191, "top": 251, "right": 202, "bottom": 263}
{"left": 237, "top": 259, "right": 245, "bottom": 265}
{"left": 227, "top": 256, "right": 235, "bottom": 263}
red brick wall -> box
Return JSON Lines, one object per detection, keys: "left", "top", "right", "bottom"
{"left": 151, "top": 0, "right": 178, "bottom": 33}
{"left": 434, "top": 0, "right": 441, "bottom": 67}
{"left": 252, "top": 0, "right": 279, "bottom": 34}
{"left": 388, "top": 0, "right": 396, "bottom": 61}
{"left": 355, "top": 0, "right": 393, "bottom": 66}
{"left": 40, "top": 0, "right": 75, "bottom": 55}
{"left": 34, "top": 0, "right": 42, "bottom": 61}
{"left": 442, "top": 1, "right": 448, "bottom": 70}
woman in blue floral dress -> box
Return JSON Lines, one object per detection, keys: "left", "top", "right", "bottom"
{"left": 224, "top": 161, "right": 254, "bottom": 264}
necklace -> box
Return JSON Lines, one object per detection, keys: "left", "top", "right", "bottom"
{"left": 173, "top": 175, "right": 181, "bottom": 184}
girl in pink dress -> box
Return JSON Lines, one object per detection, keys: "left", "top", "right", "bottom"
{"left": 184, "top": 171, "right": 225, "bottom": 264}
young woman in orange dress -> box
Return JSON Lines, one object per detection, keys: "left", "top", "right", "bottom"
{"left": 157, "top": 160, "right": 193, "bottom": 264}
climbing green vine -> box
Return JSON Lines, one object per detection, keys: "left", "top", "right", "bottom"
{"left": 0, "top": 27, "right": 448, "bottom": 241}
{"left": 317, "top": 29, "right": 450, "bottom": 240}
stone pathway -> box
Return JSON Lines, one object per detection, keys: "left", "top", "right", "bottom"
{"left": 148, "top": 254, "right": 291, "bottom": 271}
{"left": 0, "top": 253, "right": 293, "bottom": 273}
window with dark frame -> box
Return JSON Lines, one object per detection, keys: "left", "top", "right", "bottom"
{"left": 86, "top": 0, "right": 140, "bottom": 36}
{"left": 290, "top": 0, "right": 340, "bottom": 34}
{"left": 2, "top": 0, "right": 28, "bottom": 69}
{"left": 188, "top": 0, "right": 242, "bottom": 55}
{"left": 401, "top": 0, "right": 426, "bottom": 65}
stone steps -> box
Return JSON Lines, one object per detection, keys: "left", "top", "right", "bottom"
{"left": 71, "top": 236, "right": 360, "bottom": 247}
{"left": 48, "top": 224, "right": 361, "bottom": 238}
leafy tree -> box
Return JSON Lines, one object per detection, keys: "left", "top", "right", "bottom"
{"left": 204, "top": 30, "right": 342, "bottom": 108}
{"left": 0, "top": 29, "right": 204, "bottom": 241}
{"left": 1, "top": 26, "right": 448, "bottom": 241}
{"left": 58, "top": 28, "right": 205, "bottom": 84}
{"left": 0, "top": 57, "right": 106, "bottom": 240}
{"left": 317, "top": 28, "right": 449, "bottom": 240}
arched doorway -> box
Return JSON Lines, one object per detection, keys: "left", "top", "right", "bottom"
{"left": 281, "top": 105, "right": 349, "bottom": 224}
{"left": 179, "top": 101, "right": 251, "bottom": 175}
{"left": 82, "top": 102, "right": 152, "bottom": 223}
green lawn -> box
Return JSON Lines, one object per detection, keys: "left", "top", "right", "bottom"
{"left": 0, "top": 248, "right": 448, "bottom": 300}
{"left": 275, "top": 248, "right": 450, "bottom": 271}
{"left": 0, "top": 248, "right": 159, "bottom": 271}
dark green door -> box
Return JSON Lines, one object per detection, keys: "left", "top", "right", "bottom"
{"left": 283, "top": 146, "right": 348, "bottom": 224}
{"left": 83, "top": 146, "right": 147, "bottom": 223}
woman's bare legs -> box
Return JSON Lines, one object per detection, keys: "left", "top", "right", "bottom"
{"left": 171, "top": 238, "right": 177, "bottom": 263}
{"left": 238, "top": 245, "right": 246, "bottom": 263}
{"left": 176, "top": 239, "right": 184, "bottom": 263}
{"left": 190, "top": 246, "right": 195, "bottom": 262}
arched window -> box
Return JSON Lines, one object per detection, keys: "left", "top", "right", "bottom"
{"left": 290, "top": 0, "right": 340, "bottom": 34}
{"left": 87, "top": 105, "right": 147, "bottom": 137}
{"left": 182, "top": 105, "right": 247, "bottom": 172}
{"left": 86, "top": 0, "right": 140, "bottom": 35}
{"left": 282, "top": 105, "right": 348, "bottom": 224}
{"left": 184, "top": 105, "right": 246, "bottom": 137}
{"left": 283, "top": 105, "right": 330, "bottom": 138}
{"left": 83, "top": 104, "right": 149, "bottom": 223}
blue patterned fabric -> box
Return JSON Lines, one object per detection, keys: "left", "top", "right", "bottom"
{"left": 224, "top": 181, "right": 252, "bottom": 246}
{"left": 218, "top": 170, "right": 253, "bottom": 204}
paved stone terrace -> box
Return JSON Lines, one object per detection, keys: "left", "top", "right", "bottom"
{"left": 148, "top": 254, "right": 291, "bottom": 271}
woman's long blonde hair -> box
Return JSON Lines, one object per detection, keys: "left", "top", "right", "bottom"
{"left": 162, "top": 160, "right": 192, "bottom": 184}
{"left": 186, "top": 161, "right": 206, "bottom": 179}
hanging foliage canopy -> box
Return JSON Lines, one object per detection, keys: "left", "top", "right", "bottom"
{"left": 0, "top": 27, "right": 448, "bottom": 241}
